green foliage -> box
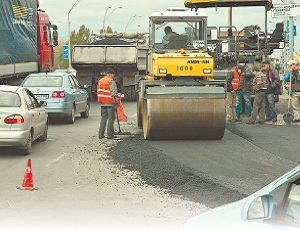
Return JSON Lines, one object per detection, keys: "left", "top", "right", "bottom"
{"left": 70, "top": 25, "right": 91, "bottom": 45}
{"left": 53, "top": 39, "right": 68, "bottom": 70}
{"left": 53, "top": 24, "right": 118, "bottom": 69}
{"left": 53, "top": 25, "right": 91, "bottom": 70}
{"left": 100, "top": 26, "right": 115, "bottom": 34}
{"left": 106, "top": 26, "right": 113, "bottom": 33}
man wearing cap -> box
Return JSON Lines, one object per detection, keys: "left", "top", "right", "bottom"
{"left": 226, "top": 63, "right": 242, "bottom": 121}
{"left": 261, "top": 60, "right": 279, "bottom": 123}
{"left": 97, "top": 68, "right": 118, "bottom": 139}
{"left": 285, "top": 61, "right": 300, "bottom": 122}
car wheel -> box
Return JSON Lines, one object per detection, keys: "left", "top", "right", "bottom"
{"left": 20, "top": 133, "right": 32, "bottom": 155}
{"left": 66, "top": 104, "right": 75, "bottom": 124}
{"left": 81, "top": 101, "right": 90, "bottom": 118}
{"left": 38, "top": 121, "right": 48, "bottom": 142}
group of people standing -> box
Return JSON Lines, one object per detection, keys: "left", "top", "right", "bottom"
{"left": 284, "top": 61, "right": 300, "bottom": 122}
{"left": 225, "top": 57, "right": 297, "bottom": 124}
{"left": 95, "top": 59, "right": 300, "bottom": 138}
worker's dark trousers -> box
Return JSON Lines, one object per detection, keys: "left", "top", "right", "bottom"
{"left": 265, "top": 93, "right": 277, "bottom": 120}
{"left": 250, "top": 91, "right": 266, "bottom": 123}
{"left": 99, "top": 105, "right": 115, "bottom": 137}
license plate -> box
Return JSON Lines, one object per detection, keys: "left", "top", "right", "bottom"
{"left": 34, "top": 94, "right": 49, "bottom": 100}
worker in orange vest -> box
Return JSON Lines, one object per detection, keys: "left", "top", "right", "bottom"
{"left": 97, "top": 68, "right": 118, "bottom": 139}
{"left": 226, "top": 63, "right": 242, "bottom": 122}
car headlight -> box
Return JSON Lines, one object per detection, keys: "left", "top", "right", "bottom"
{"left": 203, "top": 68, "right": 212, "bottom": 74}
{"left": 159, "top": 68, "right": 167, "bottom": 74}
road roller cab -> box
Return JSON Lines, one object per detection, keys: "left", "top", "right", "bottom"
{"left": 136, "top": 7, "right": 226, "bottom": 140}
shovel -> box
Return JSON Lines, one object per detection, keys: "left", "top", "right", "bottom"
{"left": 283, "top": 74, "right": 294, "bottom": 124}
{"left": 115, "top": 107, "right": 131, "bottom": 135}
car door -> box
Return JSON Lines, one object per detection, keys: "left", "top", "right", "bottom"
{"left": 23, "top": 89, "right": 46, "bottom": 140}
{"left": 70, "top": 75, "right": 87, "bottom": 112}
{"left": 67, "top": 75, "right": 82, "bottom": 112}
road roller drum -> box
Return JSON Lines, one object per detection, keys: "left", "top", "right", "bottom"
{"left": 142, "top": 86, "right": 226, "bottom": 140}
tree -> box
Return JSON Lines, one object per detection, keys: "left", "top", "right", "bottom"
{"left": 70, "top": 25, "right": 91, "bottom": 45}
{"left": 100, "top": 26, "right": 115, "bottom": 34}
{"left": 53, "top": 39, "right": 68, "bottom": 69}
{"left": 53, "top": 25, "right": 91, "bottom": 70}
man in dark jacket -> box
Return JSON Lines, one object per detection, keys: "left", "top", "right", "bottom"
{"left": 261, "top": 60, "right": 279, "bottom": 122}
{"left": 238, "top": 58, "right": 253, "bottom": 117}
{"left": 247, "top": 67, "right": 268, "bottom": 124}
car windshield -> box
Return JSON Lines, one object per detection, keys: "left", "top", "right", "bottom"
{"left": 153, "top": 19, "right": 206, "bottom": 51}
{"left": 285, "top": 183, "right": 300, "bottom": 226}
{"left": 23, "top": 76, "right": 63, "bottom": 87}
{"left": 0, "top": 91, "right": 21, "bottom": 107}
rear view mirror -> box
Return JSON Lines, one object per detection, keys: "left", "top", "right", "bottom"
{"left": 241, "top": 194, "right": 275, "bottom": 221}
{"left": 52, "top": 25, "right": 58, "bottom": 46}
{"left": 39, "top": 101, "right": 47, "bottom": 107}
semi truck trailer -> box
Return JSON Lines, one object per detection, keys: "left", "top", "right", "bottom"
{"left": 0, "top": 0, "right": 58, "bottom": 85}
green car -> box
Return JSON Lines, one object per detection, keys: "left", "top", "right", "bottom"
{"left": 21, "top": 71, "right": 90, "bottom": 124}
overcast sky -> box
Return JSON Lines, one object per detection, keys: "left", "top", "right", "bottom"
{"left": 40, "top": 0, "right": 299, "bottom": 56}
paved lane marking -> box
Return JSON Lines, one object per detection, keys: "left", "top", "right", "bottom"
{"left": 45, "top": 153, "right": 68, "bottom": 168}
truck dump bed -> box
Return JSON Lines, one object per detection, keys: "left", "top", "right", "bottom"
{"left": 72, "top": 45, "right": 138, "bottom": 66}
{"left": 184, "top": 0, "right": 273, "bottom": 10}
{"left": 72, "top": 41, "right": 147, "bottom": 102}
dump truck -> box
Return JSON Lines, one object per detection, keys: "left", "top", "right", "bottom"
{"left": 0, "top": 0, "right": 58, "bottom": 85}
{"left": 135, "top": 8, "right": 226, "bottom": 140}
{"left": 72, "top": 35, "right": 148, "bottom": 101}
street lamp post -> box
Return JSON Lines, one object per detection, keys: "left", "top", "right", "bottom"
{"left": 289, "top": 0, "right": 294, "bottom": 61}
{"left": 124, "top": 15, "right": 142, "bottom": 33}
{"left": 68, "top": 0, "right": 81, "bottom": 71}
{"left": 102, "top": 6, "right": 122, "bottom": 33}
{"left": 102, "top": 6, "right": 111, "bottom": 33}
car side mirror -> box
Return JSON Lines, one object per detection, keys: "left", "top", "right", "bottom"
{"left": 241, "top": 194, "right": 275, "bottom": 221}
{"left": 39, "top": 101, "right": 47, "bottom": 107}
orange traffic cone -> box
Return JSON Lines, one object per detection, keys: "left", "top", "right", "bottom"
{"left": 17, "top": 159, "right": 38, "bottom": 190}
{"left": 115, "top": 94, "right": 128, "bottom": 122}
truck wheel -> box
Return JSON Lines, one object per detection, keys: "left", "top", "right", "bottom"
{"left": 137, "top": 97, "right": 143, "bottom": 127}
{"left": 131, "top": 86, "right": 138, "bottom": 101}
{"left": 123, "top": 86, "right": 138, "bottom": 102}
{"left": 123, "top": 86, "right": 131, "bottom": 101}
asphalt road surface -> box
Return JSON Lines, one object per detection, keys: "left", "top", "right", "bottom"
{"left": 0, "top": 95, "right": 299, "bottom": 230}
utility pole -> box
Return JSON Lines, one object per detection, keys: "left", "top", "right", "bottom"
{"left": 283, "top": 0, "right": 288, "bottom": 72}
{"left": 68, "top": 0, "right": 81, "bottom": 71}
{"left": 289, "top": 0, "right": 294, "bottom": 61}
{"left": 228, "top": 7, "right": 232, "bottom": 27}
{"left": 102, "top": 6, "right": 122, "bottom": 34}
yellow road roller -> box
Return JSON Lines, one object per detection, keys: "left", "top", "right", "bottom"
{"left": 136, "top": 7, "right": 226, "bottom": 140}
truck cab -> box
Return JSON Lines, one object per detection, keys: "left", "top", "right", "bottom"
{"left": 150, "top": 8, "right": 208, "bottom": 52}
{"left": 147, "top": 7, "right": 214, "bottom": 79}
{"left": 37, "top": 10, "right": 58, "bottom": 72}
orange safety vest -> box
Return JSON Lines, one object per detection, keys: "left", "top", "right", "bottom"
{"left": 231, "top": 69, "right": 241, "bottom": 91}
{"left": 97, "top": 76, "right": 114, "bottom": 104}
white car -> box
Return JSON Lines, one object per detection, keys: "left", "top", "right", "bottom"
{"left": 182, "top": 165, "right": 300, "bottom": 230}
{"left": 0, "top": 85, "right": 48, "bottom": 154}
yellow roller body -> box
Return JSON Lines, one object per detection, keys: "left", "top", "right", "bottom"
{"left": 142, "top": 87, "right": 226, "bottom": 140}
